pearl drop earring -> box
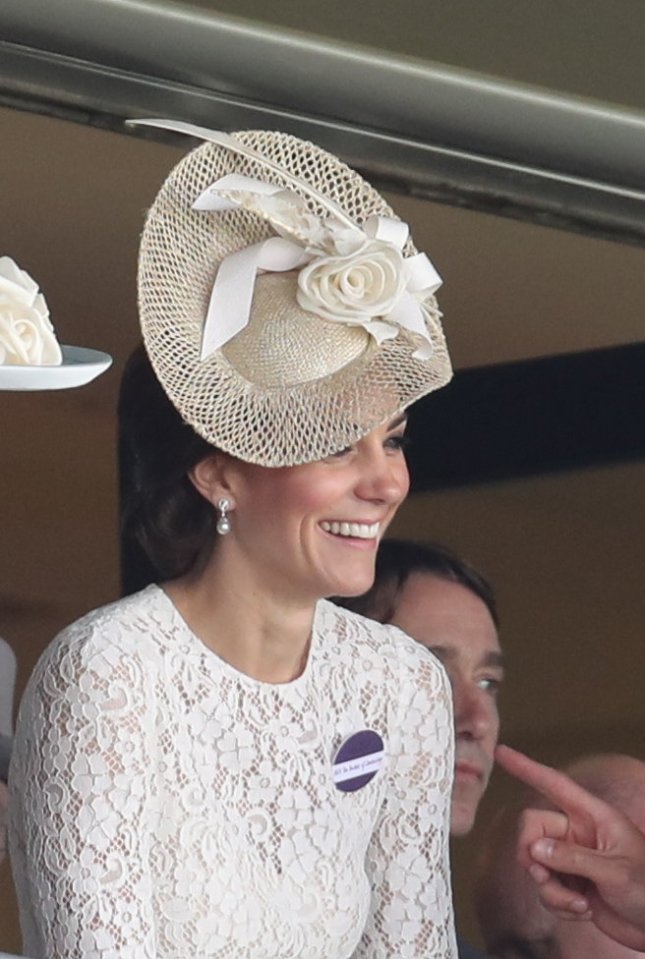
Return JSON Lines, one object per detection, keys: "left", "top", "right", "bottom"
{"left": 216, "top": 498, "right": 231, "bottom": 535}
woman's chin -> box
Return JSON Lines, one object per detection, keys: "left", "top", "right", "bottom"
{"left": 323, "top": 568, "right": 376, "bottom": 600}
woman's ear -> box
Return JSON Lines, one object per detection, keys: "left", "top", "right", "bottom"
{"left": 189, "top": 454, "right": 236, "bottom": 510}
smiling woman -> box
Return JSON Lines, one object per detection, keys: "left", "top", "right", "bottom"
{"left": 120, "top": 346, "right": 411, "bottom": 664}
{"left": 9, "top": 122, "right": 456, "bottom": 959}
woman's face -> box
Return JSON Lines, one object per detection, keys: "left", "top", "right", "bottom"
{"left": 222, "top": 414, "right": 410, "bottom": 602}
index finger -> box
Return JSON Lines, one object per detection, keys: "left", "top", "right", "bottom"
{"left": 495, "top": 744, "right": 608, "bottom": 822}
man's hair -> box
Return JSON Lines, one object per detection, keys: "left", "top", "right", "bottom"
{"left": 335, "top": 538, "right": 499, "bottom": 627}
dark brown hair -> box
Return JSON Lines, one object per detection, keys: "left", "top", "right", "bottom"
{"left": 119, "top": 344, "right": 217, "bottom": 587}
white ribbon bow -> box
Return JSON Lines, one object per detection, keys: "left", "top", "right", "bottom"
{"left": 192, "top": 174, "right": 442, "bottom": 361}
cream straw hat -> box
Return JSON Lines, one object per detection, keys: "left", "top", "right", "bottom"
{"left": 135, "top": 120, "right": 452, "bottom": 467}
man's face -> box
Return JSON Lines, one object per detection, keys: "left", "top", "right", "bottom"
{"left": 388, "top": 572, "right": 503, "bottom": 835}
{"left": 480, "top": 859, "right": 643, "bottom": 959}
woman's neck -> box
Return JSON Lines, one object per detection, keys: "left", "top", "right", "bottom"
{"left": 164, "top": 549, "right": 317, "bottom": 684}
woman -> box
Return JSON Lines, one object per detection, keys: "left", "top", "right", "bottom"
{"left": 10, "top": 123, "right": 457, "bottom": 958}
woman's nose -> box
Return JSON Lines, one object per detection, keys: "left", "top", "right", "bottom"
{"left": 355, "top": 446, "right": 410, "bottom": 504}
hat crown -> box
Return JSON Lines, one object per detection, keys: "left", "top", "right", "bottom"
{"left": 221, "top": 272, "right": 371, "bottom": 388}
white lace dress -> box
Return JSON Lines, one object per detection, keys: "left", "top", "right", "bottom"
{"left": 10, "top": 586, "right": 456, "bottom": 959}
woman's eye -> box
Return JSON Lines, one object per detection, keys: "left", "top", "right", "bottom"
{"left": 386, "top": 434, "right": 411, "bottom": 452}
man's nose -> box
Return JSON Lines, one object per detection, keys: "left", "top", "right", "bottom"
{"left": 454, "top": 681, "right": 496, "bottom": 741}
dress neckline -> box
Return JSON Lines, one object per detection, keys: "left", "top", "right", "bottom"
{"left": 150, "top": 582, "right": 322, "bottom": 691}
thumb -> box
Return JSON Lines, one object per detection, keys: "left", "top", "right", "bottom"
{"left": 531, "top": 837, "right": 603, "bottom": 882}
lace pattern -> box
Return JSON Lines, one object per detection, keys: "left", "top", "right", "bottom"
{"left": 10, "top": 587, "right": 456, "bottom": 958}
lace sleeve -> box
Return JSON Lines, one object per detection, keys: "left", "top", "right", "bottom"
{"left": 353, "top": 645, "right": 457, "bottom": 959}
{"left": 10, "top": 627, "right": 158, "bottom": 959}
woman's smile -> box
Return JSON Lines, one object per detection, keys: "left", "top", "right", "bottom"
{"left": 319, "top": 520, "right": 381, "bottom": 541}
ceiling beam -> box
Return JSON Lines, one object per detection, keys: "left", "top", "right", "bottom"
{"left": 3, "top": 0, "right": 645, "bottom": 244}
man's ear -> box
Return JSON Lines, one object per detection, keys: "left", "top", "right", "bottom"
{"left": 189, "top": 453, "right": 236, "bottom": 510}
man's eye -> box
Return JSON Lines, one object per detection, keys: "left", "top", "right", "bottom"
{"left": 478, "top": 676, "right": 503, "bottom": 695}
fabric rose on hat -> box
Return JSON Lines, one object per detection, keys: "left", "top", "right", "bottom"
{"left": 0, "top": 257, "right": 62, "bottom": 366}
{"left": 296, "top": 237, "right": 407, "bottom": 328}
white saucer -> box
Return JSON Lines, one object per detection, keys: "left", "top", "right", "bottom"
{"left": 0, "top": 346, "right": 113, "bottom": 391}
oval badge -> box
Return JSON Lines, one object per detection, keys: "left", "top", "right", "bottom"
{"left": 332, "top": 729, "right": 385, "bottom": 793}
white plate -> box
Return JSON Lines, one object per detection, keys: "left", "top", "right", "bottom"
{"left": 0, "top": 346, "right": 112, "bottom": 391}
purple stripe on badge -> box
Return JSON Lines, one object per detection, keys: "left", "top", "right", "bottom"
{"left": 332, "top": 729, "right": 385, "bottom": 792}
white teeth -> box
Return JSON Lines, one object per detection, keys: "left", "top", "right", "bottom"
{"left": 320, "top": 521, "right": 379, "bottom": 539}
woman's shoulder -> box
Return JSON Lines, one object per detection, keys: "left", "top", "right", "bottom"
{"left": 35, "top": 584, "right": 169, "bottom": 675}
{"left": 13, "top": 588, "right": 170, "bottom": 767}
{"left": 317, "top": 599, "right": 448, "bottom": 687}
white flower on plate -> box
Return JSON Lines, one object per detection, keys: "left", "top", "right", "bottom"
{"left": 296, "top": 237, "right": 406, "bottom": 328}
{"left": 0, "top": 257, "right": 62, "bottom": 366}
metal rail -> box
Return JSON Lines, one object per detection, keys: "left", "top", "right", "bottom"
{"left": 3, "top": 0, "right": 645, "bottom": 243}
